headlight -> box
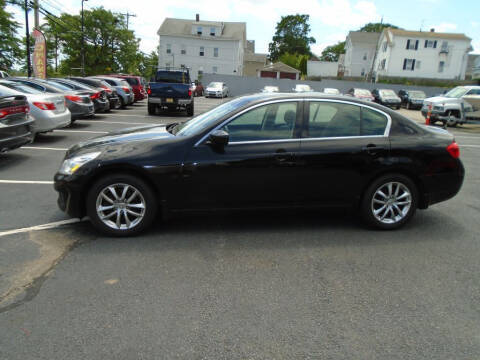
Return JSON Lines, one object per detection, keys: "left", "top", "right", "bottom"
{"left": 59, "top": 152, "right": 101, "bottom": 175}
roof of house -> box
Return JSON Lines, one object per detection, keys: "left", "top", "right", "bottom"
{"left": 385, "top": 28, "right": 471, "bottom": 41}
{"left": 347, "top": 31, "right": 381, "bottom": 45}
{"left": 244, "top": 52, "right": 267, "bottom": 63}
{"left": 158, "top": 18, "right": 246, "bottom": 41}
{"left": 260, "top": 62, "right": 300, "bottom": 73}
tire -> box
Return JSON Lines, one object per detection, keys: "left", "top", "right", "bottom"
{"left": 86, "top": 174, "right": 158, "bottom": 237}
{"left": 186, "top": 103, "right": 194, "bottom": 116}
{"left": 361, "top": 173, "right": 418, "bottom": 230}
{"left": 119, "top": 97, "right": 126, "bottom": 109}
{"left": 446, "top": 111, "right": 458, "bottom": 127}
{"left": 406, "top": 101, "right": 410, "bottom": 110}
{"left": 147, "top": 103, "right": 156, "bottom": 115}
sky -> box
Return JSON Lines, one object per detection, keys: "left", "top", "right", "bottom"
{"left": 6, "top": 0, "right": 480, "bottom": 56}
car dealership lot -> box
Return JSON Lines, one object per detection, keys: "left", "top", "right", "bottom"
{"left": 1, "top": 99, "right": 480, "bottom": 359}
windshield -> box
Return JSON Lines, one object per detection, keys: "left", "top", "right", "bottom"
{"left": 49, "top": 80, "right": 74, "bottom": 90}
{"left": 208, "top": 82, "right": 222, "bottom": 89}
{"left": 0, "top": 84, "right": 18, "bottom": 96}
{"left": 379, "top": 89, "right": 397, "bottom": 97}
{"left": 355, "top": 89, "right": 372, "bottom": 96}
{"left": 175, "top": 95, "right": 263, "bottom": 137}
{"left": 445, "top": 87, "right": 469, "bottom": 98}
{"left": 408, "top": 91, "right": 426, "bottom": 99}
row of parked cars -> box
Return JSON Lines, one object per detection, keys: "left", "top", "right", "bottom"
{"left": 0, "top": 74, "right": 147, "bottom": 153}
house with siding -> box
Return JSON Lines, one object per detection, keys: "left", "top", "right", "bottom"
{"left": 343, "top": 31, "right": 381, "bottom": 78}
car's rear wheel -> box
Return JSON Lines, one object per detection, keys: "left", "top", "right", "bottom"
{"left": 406, "top": 101, "right": 410, "bottom": 110}
{"left": 186, "top": 103, "right": 194, "bottom": 116}
{"left": 446, "top": 111, "right": 458, "bottom": 127}
{"left": 86, "top": 174, "right": 157, "bottom": 236}
{"left": 147, "top": 103, "right": 156, "bottom": 115}
{"left": 361, "top": 174, "right": 418, "bottom": 230}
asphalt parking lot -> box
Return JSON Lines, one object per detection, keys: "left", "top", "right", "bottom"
{"left": 1, "top": 98, "right": 480, "bottom": 359}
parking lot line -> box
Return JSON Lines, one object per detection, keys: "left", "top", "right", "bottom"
{"left": 0, "top": 180, "right": 54, "bottom": 184}
{"left": 460, "top": 145, "right": 480, "bottom": 148}
{"left": 100, "top": 114, "right": 150, "bottom": 118}
{"left": 54, "top": 129, "right": 109, "bottom": 134}
{"left": 0, "top": 219, "right": 82, "bottom": 238}
{"left": 75, "top": 120, "right": 153, "bottom": 125}
{"left": 21, "top": 146, "right": 68, "bottom": 151}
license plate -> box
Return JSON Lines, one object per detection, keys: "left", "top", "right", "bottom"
{"left": 166, "top": 98, "right": 173, "bottom": 103}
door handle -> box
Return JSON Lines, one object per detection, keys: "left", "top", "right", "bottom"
{"left": 362, "top": 144, "right": 385, "bottom": 154}
{"left": 274, "top": 149, "right": 294, "bottom": 165}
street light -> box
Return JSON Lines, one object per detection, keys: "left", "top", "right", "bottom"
{"left": 81, "top": 0, "right": 88, "bottom": 76}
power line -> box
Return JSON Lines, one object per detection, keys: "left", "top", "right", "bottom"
{"left": 119, "top": 12, "right": 136, "bottom": 29}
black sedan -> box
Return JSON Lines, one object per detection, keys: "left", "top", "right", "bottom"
{"left": 54, "top": 93, "right": 464, "bottom": 236}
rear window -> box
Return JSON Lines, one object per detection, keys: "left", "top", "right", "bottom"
{"left": 124, "top": 78, "right": 139, "bottom": 86}
{"left": 155, "top": 71, "right": 189, "bottom": 84}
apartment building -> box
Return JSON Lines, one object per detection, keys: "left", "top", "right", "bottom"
{"left": 343, "top": 31, "right": 381, "bottom": 77}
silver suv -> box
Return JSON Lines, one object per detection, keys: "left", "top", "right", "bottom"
{"left": 421, "top": 86, "right": 480, "bottom": 126}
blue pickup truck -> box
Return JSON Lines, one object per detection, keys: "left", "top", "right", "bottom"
{"left": 147, "top": 69, "right": 194, "bottom": 116}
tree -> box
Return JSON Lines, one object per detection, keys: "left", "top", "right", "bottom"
{"left": 359, "top": 22, "right": 399, "bottom": 33}
{"left": 0, "top": 0, "right": 23, "bottom": 70}
{"left": 268, "top": 14, "right": 316, "bottom": 62}
{"left": 319, "top": 41, "right": 345, "bottom": 62}
{"left": 279, "top": 52, "right": 309, "bottom": 75}
{"left": 138, "top": 50, "right": 159, "bottom": 81}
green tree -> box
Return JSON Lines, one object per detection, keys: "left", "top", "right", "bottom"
{"left": 279, "top": 52, "right": 309, "bottom": 75}
{"left": 319, "top": 41, "right": 345, "bottom": 62}
{"left": 359, "top": 22, "right": 399, "bottom": 32}
{"left": 0, "top": 0, "right": 23, "bottom": 70}
{"left": 138, "top": 50, "right": 159, "bottom": 80}
{"left": 268, "top": 14, "right": 316, "bottom": 62}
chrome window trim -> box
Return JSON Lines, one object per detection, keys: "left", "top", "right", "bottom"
{"left": 304, "top": 98, "right": 392, "bottom": 137}
{"left": 194, "top": 98, "right": 301, "bottom": 147}
{"left": 194, "top": 98, "right": 392, "bottom": 147}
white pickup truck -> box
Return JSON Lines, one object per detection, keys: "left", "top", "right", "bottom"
{"left": 421, "top": 86, "right": 480, "bottom": 126}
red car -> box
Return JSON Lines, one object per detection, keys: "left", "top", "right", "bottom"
{"left": 104, "top": 75, "right": 146, "bottom": 102}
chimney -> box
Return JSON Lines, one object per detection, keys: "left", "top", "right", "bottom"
{"left": 430, "top": 28, "right": 435, "bottom": 32}
{"left": 196, "top": 14, "right": 199, "bottom": 22}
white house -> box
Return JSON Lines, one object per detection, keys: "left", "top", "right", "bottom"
{"left": 473, "top": 56, "right": 480, "bottom": 80}
{"left": 373, "top": 28, "right": 472, "bottom": 80}
{"left": 157, "top": 15, "right": 246, "bottom": 81}
{"left": 343, "top": 31, "right": 380, "bottom": 78}
{"left": 307, "top": 60, "right": 338, "bottom": 77}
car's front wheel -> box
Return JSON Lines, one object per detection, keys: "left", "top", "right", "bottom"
{"left": 86, "top": 174, "right": 157, "bottom": 236}
{"left": 361, "top": 174, "right": 418, "bottom": 230}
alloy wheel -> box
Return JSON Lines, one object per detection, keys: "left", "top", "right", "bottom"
{"left": 371, "top": 181, "right": 412, "bottom": 224}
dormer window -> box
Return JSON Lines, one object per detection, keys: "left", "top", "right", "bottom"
{"left": 210, "top": 27, "right": 216, "bottom": 36}
{"left": 197, "top": 26, "right": 202, "bottom": 35}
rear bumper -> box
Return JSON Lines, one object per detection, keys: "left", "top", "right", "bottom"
{"left": 69, "top": 102, "right": 95, "bottom": 119}
{"left": 421, "top": 161, "right": 465, "bottom": 207}
{"left": 148, "top": 97, "right": 192, "bottom": 106}
{"left": 93, "top": 99, "right": 110, "bottom": 113}
{"left": 0, "top": 123, "right": 33, "bottom": 152}
{"left": 32, "top": 112, "right": 71, "bottom": 133}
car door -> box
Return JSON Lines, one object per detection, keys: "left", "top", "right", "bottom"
{"left": 179, "top": 100, "right": 302, "bottom": 210}
{"left": 295, "top": 100, "right": 390, "bottom": 207}
{"left": 463, "top": 89, "right": 480, "bottom": 114}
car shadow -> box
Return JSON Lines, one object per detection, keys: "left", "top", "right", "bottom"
{"left": 33, "top": 134, "right": 69, "bottom": 145}
{"left": 0, "top": 152, "right": 31, "bottom": 169}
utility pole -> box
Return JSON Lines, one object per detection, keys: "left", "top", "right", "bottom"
{"left": 33, "top": 0, "right": 39, "bottom": 29}
{"left": 81, "top": 0, "right": 87, "bottom": 76}
{"left": 24, "top": 0, "right": 32, "bottom": 77}
{"left": 120, "top": 12, "right": 136, "bottom": 30}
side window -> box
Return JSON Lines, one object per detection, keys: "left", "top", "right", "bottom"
{"left": 361, "top": 107, "right": 388, "bottom": 136}
{"left": 221, "top": 102, "right": 297, "bottom": 142}
{"left": 307, "top": 102, "right": 360, "bottom": 138}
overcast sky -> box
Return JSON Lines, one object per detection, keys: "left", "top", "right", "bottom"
{"left": 7, "top": 0, "right": 480, "bottom": 55}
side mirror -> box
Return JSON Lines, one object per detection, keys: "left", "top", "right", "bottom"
{"left": 209, "top": 129, "right": 229, "bottom": 148}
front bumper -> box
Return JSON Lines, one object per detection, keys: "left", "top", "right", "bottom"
{"left": 54, "top": 173, "right": 85, "bottom": 218}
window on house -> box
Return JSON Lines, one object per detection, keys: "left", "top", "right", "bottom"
{"left": 198, "top": 70, "right": 203, "bottom": 76}
{"left": 199, "top": 46, "right": 204, "bottom": 56}
{"left": 165, "top": 62, "right": 171, "bottom": 68}
{"left": 212, "top": 66, "right": 218, "bottom": 73}
{"left": 363, "top": 53, "right": 367, "bottom": 61}
{"left": 181, "top": 45, "right": 186, "bottom": 55}
{"left": 180, "top": 64, "right": 185, "bottom": 69}
{"left": 214, "top": 47, "right": 219, "bottom": 57}
{"left": 197, "top": 26, "right": 202, "bottom": 35}
{"left": 166, "top": 44, "right": 171, "bottom": 54}
{"left": 406, "top": 39, "right": 419, "bottom": 50}
{"left": 361, "top": 68, "right": 365, "bottom": 76}
{"left": 210, "top": 27, "right": 216, "bottom": 36}
{"left": 441, "top": 41, "right": 449, "bottom": 51}
{"left": 438, "top": 61, "right": 445, "bottom": 73}
{"left": 382, "top": 42, "right": 387, "bottom": 52}
{"left": 425, "top": 40, "right": 437, "bottom": 48}
{"left": 403, "top": 58, "right": 415, "bottom": 71}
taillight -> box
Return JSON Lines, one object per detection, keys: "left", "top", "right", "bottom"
{"left": 65, "top": 95, "right": 82, "bottom": 103}
{"left": 122, "top": 87, "right": 130, "bottom": 93}
{"left": 188, "top": 89, "right": 192, "bottom": 97}
{"left": 447, "top": 142, "right": 460, "bottom": 159}
{"left": 90, "top": 92, "right": 101, "bottom": 100}
{"left": 147, "top": 87, "right": 151, "bottom": 95}
{"left": 0, "top": 105, "right": 29, "bottom": 118}
{"left": 33, "top": 102, "right": 56, "bottom": 110}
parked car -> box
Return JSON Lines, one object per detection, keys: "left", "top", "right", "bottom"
{"left": 293, "top": 84, "right": 313, "bottom": 93}
{"left": 91, "top": 76, "right": 134, "bottom": 108}
{"left": 69, "top": 77, "right": 121, "bottom": 110}
{"left": 0, "top": 80, "right": 71, "bottom": 136}
{"left": 372, "top": 89, "right": 401, "bottom": 109}
{"left": 261, "top": 86, "right": 279, "bottom": 93}
{"left": 421, "top": 86, "right": 480, "bottom": 126}
{"left": 147, "top": 68, "right": 194, "bottom": 116}
{"left": 49, "top": 78, "right": 110, "bottom": 113}
{"left": 322, "top": 88, "right": 341, "bottom": 95}
{"left": 205, "top": 82, "right": 229, "bottom": 98}
{"left": 8, "top": 78, "right": 94, "bottom": 121}
{"left": 0, "top": 94, "right": 34, "bottom": 152}
{"left": 398, "top": 89, "right": 426, "bottom": 110}
{"left": 346, "top": 88, "right": 375, "bottom": 101}
{"left": 0, "top": 71, "right": 9, "bottom": 79}
{"left": 107, "top": 74, "right": 147, "bottom": 102}
{"left": 54, "top": 93, "right": 464, "bottom": 236}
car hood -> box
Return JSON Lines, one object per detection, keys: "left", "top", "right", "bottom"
{"left": 424, "top": 96, "right": 451, "bottom": 103}
{"left": 66, "top": 125, "right": 174, "bottom": 157}
{"left": 206, "top": 87, "right": 221, "bottom": 91}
